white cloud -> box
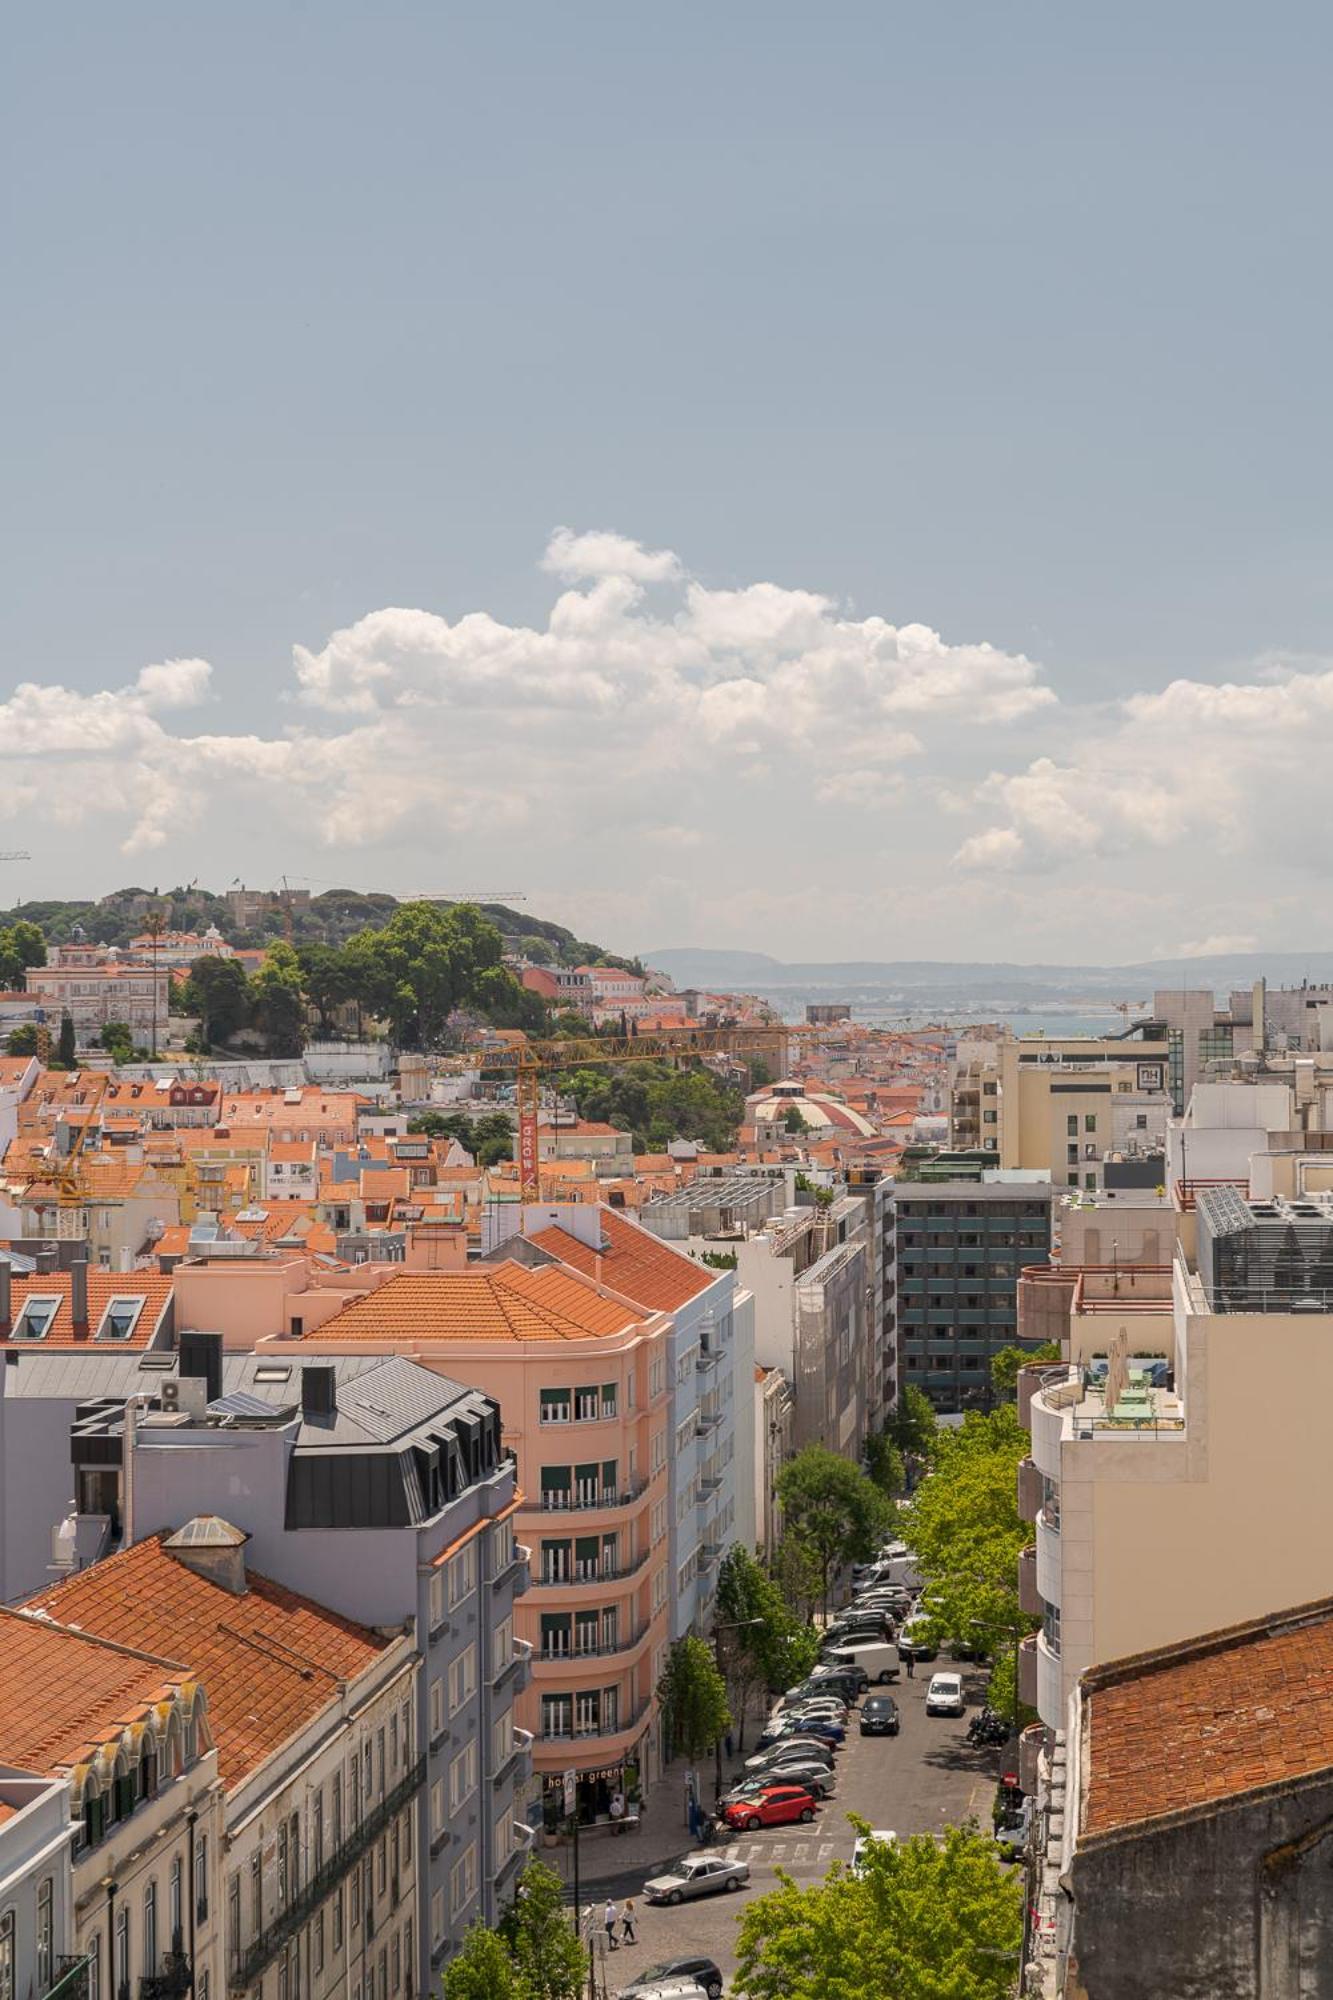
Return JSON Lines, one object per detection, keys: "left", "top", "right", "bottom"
{"left": 540, "top": 527, "right": 681, "bottom": 585}
{"left": 1179, "top": 934, "right": 1258, "bottom": 958}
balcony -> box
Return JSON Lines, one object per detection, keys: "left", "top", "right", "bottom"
{"left": 695, "top": 1411, "right": 721, "bottom": 1437}
{"left": 539, "top": 1622, "right": 649, "bottom": 1667}
{"left": 228, "top": 1753, "right": 426, "bottom": 1990}
{"left": 491, "top": 1543, "right": 531, "bottom": 1595}
{"left": 1018, "top": 1634, "right": 1038, "bottom": 1710}
{"left": 537, "top": 1697, "right": 652, "bottom": 1756}
{"left": 530, "top": 1549, "right": 652, "bottom": 1593}
{"left": 1035, "top": 1511, "right": 1062, "bottom": 1607}
{"left": 140, "top": 1952, "right": 192, "bottom": 2000}
{"left": 492, "top": 1725, "right": 535, "bottom": 1789}
{"left": 1036, "top": 1628, "right": 1063, "bottom": 1731}
{"left": 1017, "top": 1457, "right": 1043, "bottom": 1524}
{"left": 46, "top": 1960, "right": 92, "bottom": 2000}
{"left": 1017, "top": 1544, "right": 1041, "bottom": 1618}
{"left": 695, "top": 1349, "right": 719, "bottom": 1374}
{"left": 537, "top": 1477, "right": 651, "bottom": 1514}
{"left": 494, "top": 1636, "right": 534, "bottom": 1695}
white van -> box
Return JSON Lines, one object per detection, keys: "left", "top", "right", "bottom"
{"left": 824, "top": 1640, "right": 901, "bottom": 1684}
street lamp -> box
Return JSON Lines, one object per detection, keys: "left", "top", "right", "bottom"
{"left": 713, "top": 1617, "right": 764, "bottom": 1801}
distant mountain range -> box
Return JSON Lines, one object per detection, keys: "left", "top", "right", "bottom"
{"left": 644, "top": 946, "right": 1333, "bottom": 1010}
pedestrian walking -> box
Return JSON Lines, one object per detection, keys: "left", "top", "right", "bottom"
{"left": 724, "top": 1731, "right": 734, "bottom": 1759}
{"left": 604, "top": 1898, "right": 619, "bottom": 1950}
{"left": 905, "top": 1649, "right": 915, "bottom": 1678}
{"left": 621, "top": 1899, "right": 637, "bottom": 1946}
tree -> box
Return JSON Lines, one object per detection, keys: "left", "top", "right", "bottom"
{"left": 901, "top": 1406, "right": 1034, "bottom": 1673}
{"left": 248, "top": 943, "right": 307, "bottom": 1057}
{"left": 442, "top": 1924, "right": 526, "bottom": 2000}
{"left": 734, "top": 1822, "right": 1023, "bottom": 2000}
{"left": 776, "top": 1446, "right": 892, "bottom": 1617}
{"left": 717, "top": 1546, "right": 819, "bottom": 1742}
{"left": 57, "top": 1011, "right": 77, "bottom": 1068}
{"left": 864, "top": 1429, "right": 907, "bottom": 1500}
{"left": 885, "top": 1384, "right": 940, "bottom": 1473}
{"left": 769, "top": 1533, "right": 824, "bottom": 1627}
{"left": 296, "top": 942, "right": 350, "bottom": 1038}
{"left": 783, "top": 1104, "right": 809, "bottom": 1134}
{"left": 990, "top": 1340, "right": 1061, "bottom": 1401}
{"left": 656, "top": 1635, "right": 731, "bottom": 1762}
{"left": 97, "top": 1021, "right": 135, "bottom": 1064}
{"left": 497, "top": 1858, "right": 585, "bottom": 2000}
{"left": 0, "top": 920, "right": 46, "bottom": 991}
{"left": 184, "top": 956, "right": 250, "bottom": 1048}
{"left": 5, "top": 1024, "right": 38, "bottom": 1057}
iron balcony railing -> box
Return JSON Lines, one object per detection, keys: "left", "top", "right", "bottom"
{"left": 46, "top": 1958, "right": 93, "bottom": 2000}
{"left": 537, "top": 1478, "right": 650, "bottom": 1513}
{"left": 140, "top": 1950, "right": 192, "bottom": 2000}
{"left": 534, "top": 1549, "right": 651, "bottom": 1590}
{"left": 538, "top": 1622, "right": 648, "bottom": 1664}
{"left": 228, "top": 1753, "right": 426, "bottom": 1990}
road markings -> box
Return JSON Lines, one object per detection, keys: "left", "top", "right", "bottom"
{"left": 816, "top": 1841, "right": 834, "bottom": 1861}
{"left": 790, "top": 1842, "right": 809, "bottom": 1862}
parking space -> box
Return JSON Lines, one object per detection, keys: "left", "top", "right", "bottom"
{"left": 601, "top": 1661, "right": 1000, "bottom": 1993}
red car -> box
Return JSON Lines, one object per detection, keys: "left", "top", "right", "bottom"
{"left": 719, "top": 1783, "right": 819, "bottom": 1832}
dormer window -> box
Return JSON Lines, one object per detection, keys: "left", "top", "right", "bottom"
{"left": 13, "top": 1296, "right": 60, "bottom": 1340}
{"left": 97, "top": 1297, "right": 145, "bottom": 1342}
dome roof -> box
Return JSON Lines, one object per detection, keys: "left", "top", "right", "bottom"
{"left": 748, "top": 1082, "right": 876, "bottom": 1138}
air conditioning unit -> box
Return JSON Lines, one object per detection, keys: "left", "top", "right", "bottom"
{"left": 160, "top": 1379, "right": 181, "bottom": 1412}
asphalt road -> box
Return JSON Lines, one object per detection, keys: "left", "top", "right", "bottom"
{"left": 584, "top": 1661, "right": 1002, "bottom": 1995}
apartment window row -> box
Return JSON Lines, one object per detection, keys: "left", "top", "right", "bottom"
{"left": 538, "top": 1461, "right": 623, "bottom": 1509}
{"left": 538, "top": 1533, "right": 622, "bottom": 1584}
{"left": 340, "top": 1917, "right": 413, "bottom": 2000}
{"left": 448, "top": 1644, "right": 478, "bottom": 1715}
{"left": 538, "top": 1383, "right": 619, "bottom": 1424}
{"left": 539, "top": 1608, "right": 621, "bottom": 1658}
{"left": 539, "top": 1688, "right": 620, "bottom": 1740}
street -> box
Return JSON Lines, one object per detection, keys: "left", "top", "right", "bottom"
{"left": 578, "top": 1661, "right": 1003, "bottom": 1994}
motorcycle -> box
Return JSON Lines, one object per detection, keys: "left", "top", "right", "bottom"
{"left": 967, "top": 1707, "right": 1011, "bottom": 1746}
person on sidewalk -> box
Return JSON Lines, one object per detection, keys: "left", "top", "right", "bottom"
{"left": 604, "top": 1899, "right": 619, "bottom": 1950}
{"left": 621, "top": 1899, "right": 637, "bottom": 1945}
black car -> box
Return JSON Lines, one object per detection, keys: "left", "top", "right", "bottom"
{"left": 859, "top": 1693, "right": 901, "bottom": 1736}
{"left": 618, "top": 1955, "right": 724, "bottom": 2000}
{"left": 827, "top": 1613, "right": 894, "bottom": 1644}
{"left": 805, "top": 1665, "right": 868, "bottom": 1698}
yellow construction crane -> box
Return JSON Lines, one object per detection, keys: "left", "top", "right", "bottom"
{"left": 23, "top": 1072, "right": 110, "bottom": 1213}
{"left": 452, "top": 1023, "right": 788, "bottom": 1201}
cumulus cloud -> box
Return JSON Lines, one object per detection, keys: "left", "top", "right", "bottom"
{"left": 1180, "top": 934, "right": 1258, "bottom": 958}
{"left": 540, "top": 526, "right": 682, "bottom": 585}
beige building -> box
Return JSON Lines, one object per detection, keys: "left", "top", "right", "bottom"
{"left": 1018, "top": 1183, "right": 1333, "bottom": 1733}
{"left": 31, "top": 1526, "right": 419, "bottom": 2000}
{"left": 951, "top": 1031, "right": 1171, "bottom": 1190}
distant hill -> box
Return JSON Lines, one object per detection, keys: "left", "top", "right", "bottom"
{"left": 646, "top": 945, "right": 1333, "bottom": 1005}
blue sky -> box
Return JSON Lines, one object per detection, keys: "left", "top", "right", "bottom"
{"left": 4, "top": 2, "right": 1331, "bottom": 961}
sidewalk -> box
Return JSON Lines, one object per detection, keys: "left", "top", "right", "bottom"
{"left": 556, "top": 1745, "right": 754, "bottom": 1898}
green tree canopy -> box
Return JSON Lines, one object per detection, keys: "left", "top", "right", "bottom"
{"left": 864, "top": 1429, "right": 907, "bottom": 1500}
{"left": 497, "top": 1858, "right": 585, "bottom": 2000}
{"left": 990, "top": 1341, "right": 1061, "bottom": 1400}
{"left": 182, "top": 955, "right": 251, "bottom": 1048}
{"left": 5, "top": 1024, "right": 38, "bottom": 1057}
{"left": 769, "top": 1534, "right": 824, "bottom": 1627}
{"left": 0, "top": 921, "right": 46, "bottom": 991}
{"left": 442, "top": 1924, "right": 526, "bottom": 2000}
{"left": 776, "top": 1445, "right": 893, "bottom": 1616}
{"left": 248, "top": 942, "right": 307, "bottom": 1057}
{"left": 734, "top": 1822, "right": 1023, "bottom": 2000}
{"left": 902, "top": 1405, "right": 1034, "bottom": 1677}
{"left": 57, "top": 1011, "right": 77, "bottom": 1068}
{"left": 885, "top": 1384, "right": 940, "bottom": 1467}
{"left": 716, "top": 1546, "right": 820, "bottom": 1740}
{"left": 97, "top": 1021, "right": 135, "bottom": 1063}
{"left": 562, "top": 1060, "right": 746, "bottom": 1152}
{"left": 656, "top": 1635, "right": 731, "bottom": 1762}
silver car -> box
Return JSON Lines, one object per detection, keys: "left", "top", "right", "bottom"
{"left": 643, "top": 1854, "right": 751, "bottom": 1905}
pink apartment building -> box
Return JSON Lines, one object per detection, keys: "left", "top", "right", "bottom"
{"left": 254, "top": 1259, "right": 673, "bottom": 1827}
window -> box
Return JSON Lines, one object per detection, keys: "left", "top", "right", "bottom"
{"left": 314, "top": 1911, "right": 325, "bottom": 1976}
{"left": 87, "top": 1934, "right": 100, "bottom": 2000}
{"left": 228, "top": 1876, "right": 241, "bottom": 1963}
{"left": 12, "top": 1295, "right": 59, "bottom": 1340}
{"left": 574, "top": 1690, "right": 600, "bottom": 1735}
{"left": 541, "top": 1694, "right": 572, "bottom": 1739}
{"left": 251, "top": 1853, "right": 262, "bottom": 1934}
{"left": 491, "top": 1520, "right": 515, "bottom": 1574}
{"left": 451, "top": 1844, "right": 477, "bottom": 1910}
{"left": 37, "top": 1878, "right": 54, "bottom": 1993}
{"left": 1066, "top": 1115, "right": 1078, "bottom": 1135}
{"left": 400, "top": 1806, "right": 412, "bottom": 1866}
{"left": 313, "top": 1789, "right": 324, "bottom": 1870}
{"left": 144, "top": 1884, "right": 158, "bottom": 1978}
{"left": 97, "top": 1296, "right": 145, "bottom": 1342}
{"left": 391, "top": 1933, "right": 400, "bottom": 1996}
{"left": 198, "top": 1975, "right": 208, "bottom": 2000}
{"left": 430, "top": 1889, "right": 445, "bottom": 1947}
{"left": 448, "top": 1644, "right": 477, "bottom": 1715}
{"left": 574, "top": 1385, "right": 599, "bottom": 1422}
{"left": 332, "top": 1770, "right": 343, "bottom": 1846}
{"left": 540, "top": 1539, "right": 570, "bottom": 1584}
{"left": 448, "top": 1542, "right": 477, "bottom": 1606}
{"left": 539, "top": 1389, "right": 571, "bottom": 1425}
{"left": 196, "top": 1834, "right": 209, "bottom": 1921}
{"left": 493, "top": 1614, "right": 513, "bottom": 1672}
{"left": 401, "top": 1697, "right": 412, "bottom": 1761}
{"left": 377, "top": 1728, "right": 386, "bottom": 1799}
{"left": 428, "top": 1572, "right": 446, "bottom": 1633}
{"left": 541, "top": 1613, "right": 570, "bottom": 1658}
{"left": 449, "top": 1743, "right": 478, "bottom": 1813}
{"left": 115, "top": 1907, "right": 130, "bottom": 1999}
{"left": 350, "top": 1868, "right": 361, "bottom": 1928}
{"left": 430, "top": 1780, "right": 445, "bottom": 1840}
{"left": 403, "top": 1923, "right": 413, "bottom": 1993}
{"left": 429, "top": 1678, "right": 446, "bottom": 1742}
{"left": 378, "top": 1836, "right": 387, "bottom": 1897}
{"left": 170, "top": 1858, "right": 183, "bottom": 1946}
{"left": 333, "top": 1889, "right": 344, "bottom": 1954}
{"left": 277, "top": 1824, "right": 290, "bottom": 1908}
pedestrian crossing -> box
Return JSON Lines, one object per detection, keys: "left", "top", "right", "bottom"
{"left": 721, "top": 1838, "right": 841, "bottom": 1870}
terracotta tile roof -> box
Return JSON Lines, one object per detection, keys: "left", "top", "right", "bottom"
{"left": 531, "top": 1206, "right": 714, "bottom": 1312}
{"left": 0, "top": 1607, "right": 190, "bottom": 1778}
{"left": 30, "top": 1535, "right": 392, "bottom": 1789}
{"left": 306, "top": 1263, "right": 641, "bottom": 1345}
{"left": 2, "top": 1272, "right": 173, "bottom": 1349}
{"left": 1083, "top": 1598, "right": 1333, "bottom": 1838}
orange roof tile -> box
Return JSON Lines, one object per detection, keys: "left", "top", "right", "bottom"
{"left": 30, "top": 1536, "right": 391, "bottom": 1789}
{"left": 2, "top": 1272, "right": 173, "bottom": 1349}
{"left": 305, "top": 1262, "right": 642, "bottom": 1345}
{"left": 532, "top": 1206, "right": 714, "bottom": 1312}
{"left": 0, "top": 1608, "right": 189, "bottom": 1779}
{"left": 1083, "top": 1598, "right": 1333, "bottom": 1838}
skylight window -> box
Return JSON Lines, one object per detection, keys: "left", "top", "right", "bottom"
{"left": 97, "top": 1297, "right": 145, "bottom": 1342}
{"left": 12, "top": 1296, "right": 60, "bottom": 1340}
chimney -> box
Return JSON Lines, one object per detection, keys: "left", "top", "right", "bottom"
{"left": 71, "top": 1254, "right": 89, "bottom": 1340}
{"left": 35, "top": 1248, "right": 57, "bottom": 1275}
{"left": 178, "top": 1329, "right": 222, "bottom": 1407}
{"left": 158, "top": 1253, "right": 182, "bottom": 1276}
{"left": 0, "top": 1260, "right": 10, "bottom": 1337}
{"left": 162, "top": 1517, "right": 249, "bottom": 1596}
{"left": 301, "top": 1365, "right": 337, "bottom": 1423}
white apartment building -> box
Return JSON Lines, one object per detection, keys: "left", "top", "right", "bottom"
{"left": 1019, "top": 1183, "right": 1333, "bottom": 1732}
{"left": 0, "top": 1775, "right": 82, "bottom": 2000}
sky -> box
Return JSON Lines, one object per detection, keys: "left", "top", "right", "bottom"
{"left": 4, "top": 1, "right": 1332, "bottom": 965}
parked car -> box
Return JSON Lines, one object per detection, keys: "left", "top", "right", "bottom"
{"left": 781, "top": 1680, "right": 855, "bottom": 1711}
{"left": 859, "top": 1693, "right": 901, "bottom": 1736}
{"left": 643, "top": 1854, "right": 750, "bottom": 1905}
{"left": 775, "top": 1712, "right": 846, "bottom": 1744}
{"left": 823, "top": 1640, "right": 900, "bottom": 1685}
{"left": 825, "top": 1614, "right": 893, "bottom": 1646}
{"left": 851, "top": 1829, "right": 898, "bottom": 1876}
{"left": 719, "top": 1783, "right": 820, "bottom": 1832}
{"left": 725, "top": 1759, "right": 832, "bottom": 1800}
{"left": 745, "top": 1738, "right": 835, "bottom": 1773}
{"left": 619, "top": 1962, "right": 723, "bottom": 2000}
{"left": 777, "top": 1692, "right": 848, "bottom": 1721}
{"left": 925, "top": 1671, "right": 966, "bottom": 1716}
{"left": 897, "top": 1616, "right": 939, "bottom": 1662}
{"left": 618, "top": 1983, "right": 710, "bottom": 2000}
{"left": 995, "top": 1798, "right": 1034, "bottom": 1863}
{"left": 804, "top": 1663, "right": 868, "bottom": 1697}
